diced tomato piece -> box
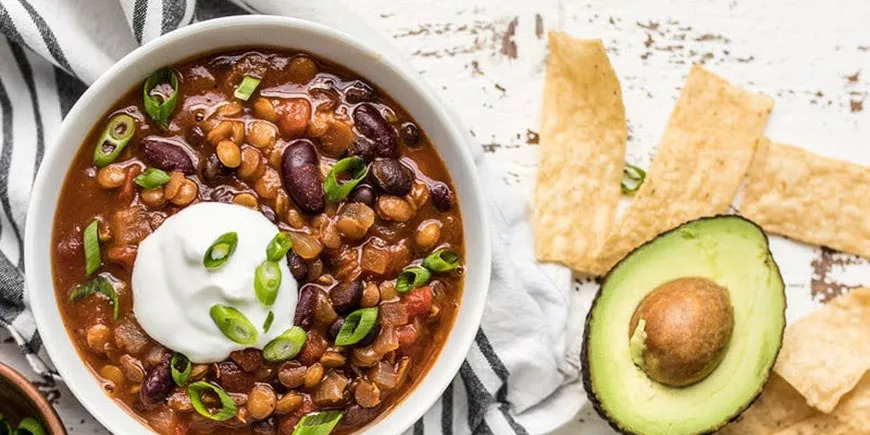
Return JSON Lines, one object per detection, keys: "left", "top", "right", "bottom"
{"left": 404, "top": 286, "right": 433, "bottom": 318}
{"left": 396, "top": 324, "right": 418, "bottom": 348}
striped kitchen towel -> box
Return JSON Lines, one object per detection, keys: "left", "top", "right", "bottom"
{"left": 0, "top": 0, "right": 581, "bottom": 433}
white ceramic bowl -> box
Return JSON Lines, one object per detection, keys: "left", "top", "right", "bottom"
{"left": 25, "top": 16, "right": 491, "bottom": 435}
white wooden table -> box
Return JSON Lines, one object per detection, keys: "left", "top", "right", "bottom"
{"left": 2, "top": 0, "right": 868, "bottom": 433}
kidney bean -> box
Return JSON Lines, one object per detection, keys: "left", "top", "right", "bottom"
{"left": 139, "top": 355, "right": 173, "bottom": 409}
{"left": 430, "top": 182, "right": 454, "bottom": 211}
{"left": 349, "top": 185, "right": 376, "bottom": 207}
{"left": 340, "top": 404, "right": 380, "bottom": 428}
{"left": 327, "top": 318, "right": 344, "bottom": 340}
{"left": 286, "top": 250, "right": 308, "bottom": 282}
{"left": 141, "top": 138, "right": 196, "bottom": 174}
{"left": 230, "top": 348, "right": 263, "bottom": 373}
{"left": 344, "top": 80, "right": 376, "bottom": 104}
{"left": 400, "top": 122, "right": 421, "bottom": 147}
{"left": 216, "top": 360, "right": 257, "bottom": 393}
{"left": 371, "top": 159, "right": 413, "bottom": 196}
{"left": 281, "top": 139, "right": 324, "bottom": 214}
{"left": 348, "top": 137, "right": 376, "bottom": 163}
{"left": 330, "top": 280, "right": 363, "bottom": 315}
{"left": 294, "top": 285, "right": 316, "bottom": 328}
{"left": 352, "top": 104, "right": 398, "bottom": 158}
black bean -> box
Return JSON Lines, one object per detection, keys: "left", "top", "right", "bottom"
{"left": 286, "top": 250, "right": 308, "bottom": 282}
{"left": 348, "top": 137, "right": 376, "bottom": 163}
{"left": 400, "top": 122, "right": 421, "bottom": 147}
{"left": 295, "top": 285, "right": 316, "bottom": 328}
{"left": 281, "top": 139, "right": 324, "bottom": 214}
{"left": 430, "top": 182, "right": 454, "bottom": 211}
{"left": 202, "top": 154, "right": 231, "bottom": 182}
{"left": 344, "top": 81, "right": 376, "bottom": 104}
{"left": 371, "top": 159, "right": 413, "bottom": 196}
{"left": 330, "top": 280, "right": 362, "bottom": 315}
{"left": 252, "top": 418, "right": 277, "bottom": 435}
{"left": 348, "top": 185, "right": 376, "bottom": 207}
{"left": 352, "top": 104, "right": 398, "bottom": 159}
{"left": 139, "top": 355, "right": 173, "bottom": 409}
{"left": 141, "top": 137, "right": 196, "bottom": 174}
{"left": 328, "top": 318, "right": 344, "bottom": 340}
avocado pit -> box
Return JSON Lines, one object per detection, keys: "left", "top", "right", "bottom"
{"left": 629, "top": 277, "right": 734, "bottom": 387}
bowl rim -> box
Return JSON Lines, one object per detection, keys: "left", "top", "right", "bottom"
{"left": 25, "top": 15, "right": 492, "bottom": 435}
{"left": 0, "top": 361, "right": 67, "bottom": 434}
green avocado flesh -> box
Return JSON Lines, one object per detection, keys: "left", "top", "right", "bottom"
{"left": 583, "top": 216, "right": 786, "bottom": 435}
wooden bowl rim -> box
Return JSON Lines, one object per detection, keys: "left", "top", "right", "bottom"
{"left": 0, "top": 361, "right": 66, "bottom": 434}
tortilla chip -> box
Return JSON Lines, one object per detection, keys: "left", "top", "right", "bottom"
{"left": 740, "top": 139, "right": 870, "bottom": 259}
{"left": 774, "top": 372, "right": 870, "bottom": 434}
{"left": 773, "top": 288, "right": 870, "bottom": 413}
{"left": 717, "top": 374, "right": 817, "bottom": 434}
{"left": 534, "top": 32, "right": 626, "bottom": 274}
{"left": 596, "top": 66, "right": 773, "bottom": 271}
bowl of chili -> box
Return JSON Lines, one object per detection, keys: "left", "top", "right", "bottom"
{"left": 0, "top": 362, "right": 66, "bottom": 434}
{"left": 26, "top": 15, "right": 490, "bottom": 435}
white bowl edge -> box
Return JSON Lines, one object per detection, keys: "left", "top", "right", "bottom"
{"left": 25, "top": 16, "right": 492, "bottom": 435}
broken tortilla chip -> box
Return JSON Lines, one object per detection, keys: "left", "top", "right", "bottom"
{"left": 596, "top": 66, "right": 773, "bottom": 271}
{"left": 740, "top": 139, "right": 870, "bottom": 259}
{"left": 774, "top": 372, "right": 870, "bottom": 435}
{"left": 534, "top": 31, "right": 626, "bottom": 274}
{"left": 773, "top": 288, "right": 870, "bottom": 413}
{"left": 717, "top": 374, "right": 817, "bottom": 434}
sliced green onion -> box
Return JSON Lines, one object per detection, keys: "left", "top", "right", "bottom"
{"left": 0, "top": 413, "right": 12, "bottom": 435}
{"left": 143, "top": 68, "right": 179, "bottom": 129}
{"left": 203, "top": 232, "right": 238, "bottom": 269}
{"left": 134, "top": 167, "right": 171, "bottom": 189}
{"left": 266, "top": 232, "right": 293, "bottom": 262}
{"left": 15, "top": 417, "right": 45, "bottom": 435}
{"left": 255, "top": 260, "right": 282, "bottom": 306}
{"left": 209, "top": 305, "right": 258, "bottom": 345}
{"left": 621, "top": 163, "right": 646, "bottom": 195}
{"left": 422, "top": 248, "right": 461, "bottom": 273}
{"left": 335, "top": 307, "right": 378, "bottom": 346}
{"left": 83, "top": 219, "right": 101, "bottom": 276}
{"left": 396, "top": 266, "right": 431, "bottom": 293}
{"left": 171, "top": 353, "right": 191, "bottom": 386}
{"left": 69, "top": 275, "right": 119, "bottom": 320}
{"left": 188, "top": 381, "right": 237, "bottom": 422}
{"left": 323, "top": 157, "right": 368, "bottom": 202}
{"left": 293, "top": 411, "right": 344, "bottom": 435}
{"left": 93, "top": 114, "right": 136, "bottom": 167}
{"left": 263, "top": 326, "right": 307, "bottom": 362}
{"left": 234, "top": 75, "right": 261, "bottom": 101}
{"left": 263, "top": 311, "right": 275, "bottom": 333}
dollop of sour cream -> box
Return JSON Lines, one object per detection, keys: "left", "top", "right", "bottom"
{"left": 132, "top": 202, "right": 298, "bottom": 363}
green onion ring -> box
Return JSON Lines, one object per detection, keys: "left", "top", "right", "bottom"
{"left": 93, "top": 114, "right": 136, "bottom": 167}
{"left": 83, "top": 219, "right": 101, "bottom": 276}
{"left": 69, "top": 275, "right": 119, "bottom": 320}
{"left": 171, "top": 353, "right": 191, "bottom": 386}
{"left": 254, "top": 260, "right": 282, "bottom": 306}
{"left": 621, "top": 163, "right": 647, "bottom": 195}
{"left": 334, "top": 307, "right": 378, "bottom": 346}
{"left": 323, "top": 156, "right": 368, "bottom": 202}
{"left": 134, "top": 167, "right": 171, "bottom": 189}
{"left": 265, "top": 231, "right": 293, "bottom": 262}
{"left": 422, "top": 248, "right": 461, "bottom": 273}
{"left": 0, "top": 412, "right": 12, "bottom": 435}
{"left": 143, "top": 68, "right": 179, "bottom": 129}
{"left": 203, "top": 232, "right": 238, "bottom": 269}
{"left": 396, "top": 266, "right": 431, "bottom": 293}
{"left": 292, "top": 411, "right": 344, "bottom": 435}
{"left": 234, "top": 75, "right": 261, "bottom": 101}
{"left": 209, "top": 304, "right": 258, "bottom": 345}
{"left": 263, "top": 326, "right": 307, "bottom": 362}
{"left": 15, "top": 417, "right": 46, "bottom": 435}
{"left": 263, "top": 311, "right": 275, "bottom": 333}
{"left": 188, "top": 381, "right": 237, "bottom": 422}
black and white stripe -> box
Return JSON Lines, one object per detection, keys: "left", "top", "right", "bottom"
{"left": 0, "top": 1, "right": 578, "bottom": 432}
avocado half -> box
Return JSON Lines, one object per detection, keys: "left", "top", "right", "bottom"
{"left": 581, "top": 215, "right": 786, "bottom": 435}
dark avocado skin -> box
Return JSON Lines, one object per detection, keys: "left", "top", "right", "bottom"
{"left": 580, "top": 215, "right": 787, "bottom": 435}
